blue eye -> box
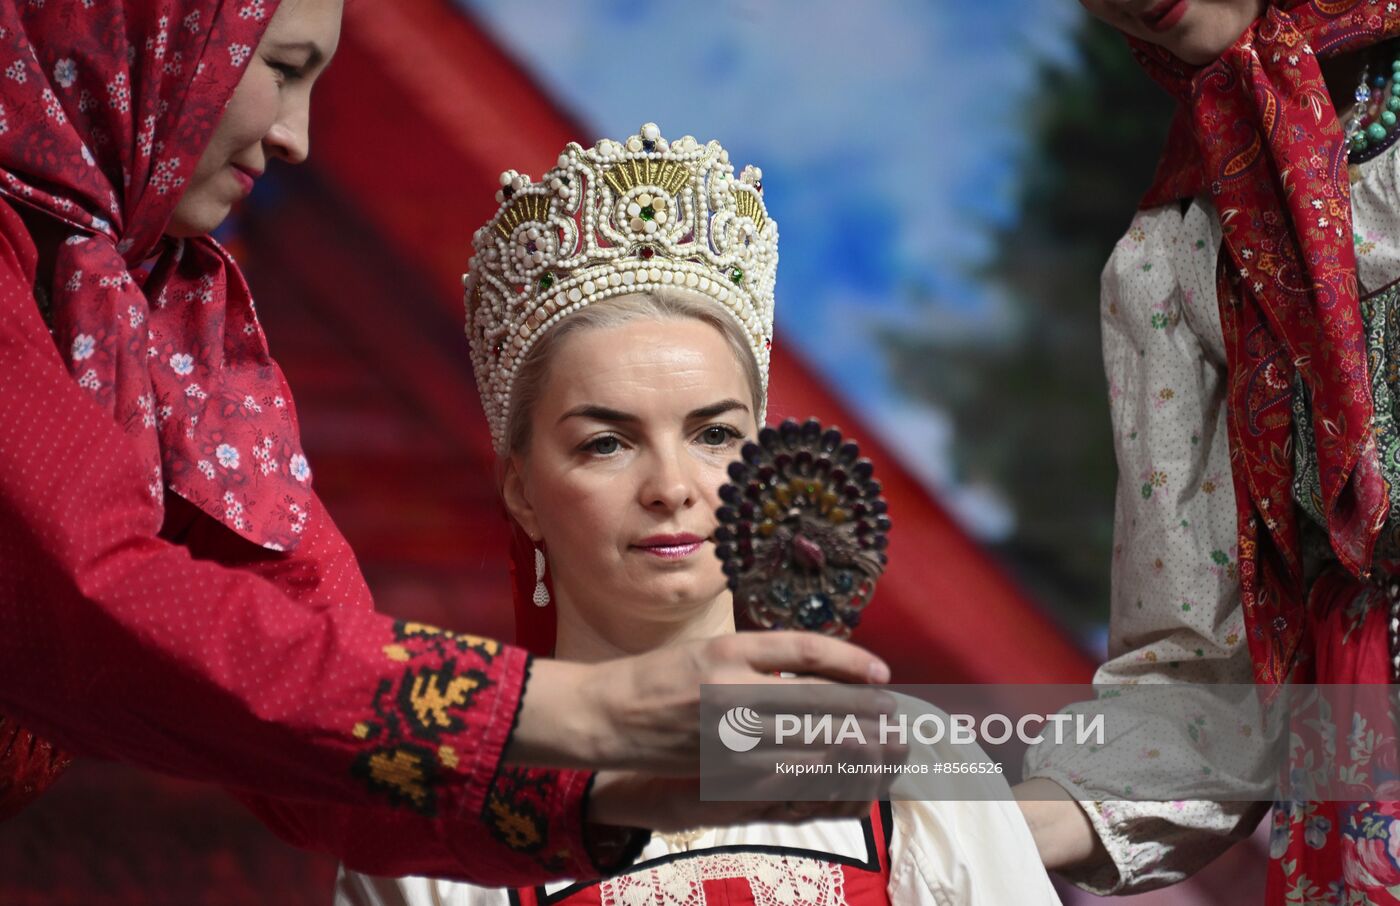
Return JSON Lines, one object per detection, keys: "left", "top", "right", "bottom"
{"left": 586, "top": 435, "right": 620, "bottom": 455}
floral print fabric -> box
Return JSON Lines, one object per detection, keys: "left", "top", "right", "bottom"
{"left": 0, "top": 0, "right": 313, "bottom": 551}
{"left": 1026, "top": 140, "right": 1400, "bottom": 897}
{"left": 1129, "top": 2, "right": 1400, "bottom": 687}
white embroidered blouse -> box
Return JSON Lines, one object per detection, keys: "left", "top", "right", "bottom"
{"left": 1023, "top": 144, "right": 1400, "bottom": 894}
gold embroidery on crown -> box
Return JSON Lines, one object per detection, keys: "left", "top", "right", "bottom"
{"left": 494, "top": 194, "right": 553, "bottom": 239}
{"left": 735, "top": 188, "right": 766, "bottom": 232}
{"left": 604, "top": 159, "right": 690, "bottom": 196}
{"left": 463, "top": 123, "right": 779, "bottom": 454}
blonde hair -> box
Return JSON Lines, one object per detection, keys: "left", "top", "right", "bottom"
{"left": 504, "top": 288, "right": 765, "bottom": 457}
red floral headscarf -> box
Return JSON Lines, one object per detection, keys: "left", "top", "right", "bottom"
{"left": 1130, "top": 1, "right": 1400, "bottom": 684}
{"left": 0, "top": 0, "right": 314, "bottom": 552}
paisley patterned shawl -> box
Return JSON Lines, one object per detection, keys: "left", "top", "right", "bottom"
{"left": 0, "top": 0, "right": 314, "bottom": 552}
{"left": 1127, "top": 1, "right": 1400, "bottom": 684}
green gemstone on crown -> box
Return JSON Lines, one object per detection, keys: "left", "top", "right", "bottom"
{"left": 538, "top": 273, "right": 554, "bottom": 290}
{"left": 640, "top": 205, "right": 655, "bottom": 221}
{"left": 729, "top": 267, "right": 744, "bottom": 285}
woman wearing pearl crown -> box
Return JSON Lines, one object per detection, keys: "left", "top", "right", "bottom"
{"left": 335, "top": 124, "right": 1063, "bottom": 905}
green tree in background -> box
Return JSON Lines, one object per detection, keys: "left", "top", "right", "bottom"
{"left": 884, "top": 18, "right": 1177, "bottom": 637}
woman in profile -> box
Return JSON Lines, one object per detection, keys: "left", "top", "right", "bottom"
{"left": 336, "top": 123, "right": 1063, "bottom": 905}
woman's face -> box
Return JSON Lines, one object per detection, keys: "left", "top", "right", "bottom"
{"left": 1079, "top": 0, "right": 1265, "bottom": 66}
{"left": 504, "top": 313, "right": 759, "bottom": 641}
{"left": 167, "top": 0, "right": 343, "bottom": 237}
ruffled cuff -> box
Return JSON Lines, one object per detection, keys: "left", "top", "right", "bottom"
{"left": 1025, "top": 766, "right": 1131, "bottom": 895}
{"left": 1025, "top": 765, "right": 1266, "bottom": 895}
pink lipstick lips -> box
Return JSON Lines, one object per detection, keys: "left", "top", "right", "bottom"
{"left": 230, "top": 164, "right": 261, "bottom": 196}
{"left": 633, "top": 533, "right": 706, "bottom": 560}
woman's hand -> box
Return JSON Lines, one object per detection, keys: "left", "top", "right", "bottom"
{"left": 1013, "top": 777, "right": 1109, "bottom": 871}
{"left": 508, "top": 631, "right": 891, "bottom": 771}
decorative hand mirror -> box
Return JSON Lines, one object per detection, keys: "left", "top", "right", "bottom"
{"left": 714, "top": 418, "right": 889, "bottom": 638}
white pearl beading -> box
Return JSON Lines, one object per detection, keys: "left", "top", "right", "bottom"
{"left": 464, "top": 123, "right": 778, "bottom": 454}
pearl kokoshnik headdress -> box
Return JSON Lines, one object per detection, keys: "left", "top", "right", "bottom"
{"left": 463, "top": 123, "right": 779, "bottom": 454}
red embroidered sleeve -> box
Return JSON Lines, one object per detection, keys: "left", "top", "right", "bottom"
{"left": 0, "top": 204, "right": 613, "bottom": 884}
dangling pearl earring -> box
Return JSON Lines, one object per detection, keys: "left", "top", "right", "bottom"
{"left": 532, "top": 546, "right": 550, "bottom": 607}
